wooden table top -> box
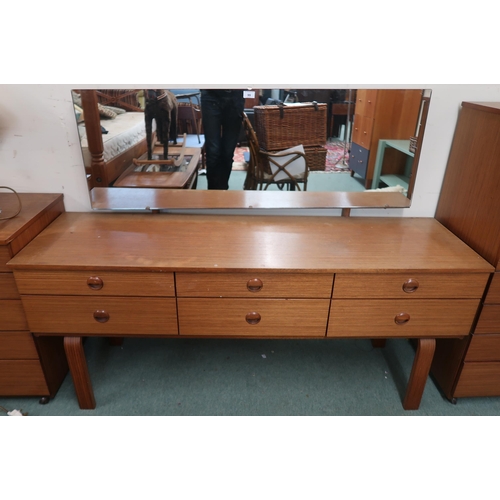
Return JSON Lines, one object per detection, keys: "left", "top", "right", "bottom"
{"left": 8, "top": 212, "right": 494, "bottom": 274}
{"left": 0, "top": 193, "right": 63, "bottom": 245}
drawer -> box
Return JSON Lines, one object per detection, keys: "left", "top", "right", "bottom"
{"left": 0, "top": 246, "right": 12, "bottom": 272}
{"left": 0, "top": 360, "right": 49, "bottom": 396}
{"left": 466, "top": 334, "right": 500, "bottom": 362}
{"left": 475, "top": 304, "right": 500, "bottom": 334}
{"left": 485, "top": 272, "right": 500, "bottom": 304}
{"left": 355, "top": 90, "right": 378, "bottom": 118}
{"left": 327, "top": 299, "right": 480, "bottom": 338}
{"left": 454, "top": 361, "right": 500, "bottom": 398}
{"left": 351, "top": 114, "right": 374, "bottom": 148}
{"left": 176, "top": 273, "right": 334, "bottom": 298}
{"left": 349, "top": 142, "right": 370, "bottom": 178}
{"left": 0, "top": 273, "right": 20, "bottom": 299}
{"left": 0, "top": 331, "right": 39, "bottom": 359}
{"left": 0, "top": 300, "right": 29, "bottom": 330}
{"left": 14, "top": 269, "right": 175, "bottom": 297}
{"left": 333, "top": 273, "right": 489, "bottom": 299}
{"left": 178, "top": 298, "right": 330, "bottom": 337}
{"left": 21, "top": 296, "right": 178, "bottom": 336}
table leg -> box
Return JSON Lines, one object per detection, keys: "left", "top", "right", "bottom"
{"left": 64, "top": 336, "right": 96, "bottom": 410}
{"left": 402, "top": 338, "right": 436, "bottom": 410}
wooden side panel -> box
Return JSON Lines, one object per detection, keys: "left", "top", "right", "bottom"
{"left": 436, "top": 106, "right": 500, "bottom": 269}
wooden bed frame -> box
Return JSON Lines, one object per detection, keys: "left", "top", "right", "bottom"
{"left": 79, "top": 89, "right": 148, "bottom": 190}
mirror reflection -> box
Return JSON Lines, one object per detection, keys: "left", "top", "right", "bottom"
{"left": 72, "top": 88, "right": 431, "bottom": 207}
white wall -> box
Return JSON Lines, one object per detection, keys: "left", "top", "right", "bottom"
{"left": 1, "top": 84, "right": 499, "bottom": 215}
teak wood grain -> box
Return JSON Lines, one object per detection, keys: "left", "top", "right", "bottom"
{"left": 485, "top": 273, "right": 500, "bottom": 304}
{"left": 176, "top": 272, "right": 333, "bottom": 298}
{"left": 21, "top": 296, "right": 178, "bottom": 336}
{"left": 7, "top": 211, "right": 494, "bottom": 411}
{"left": 466, "top": 334, "right": 500, "bottom": 362}
{"left": 177, "top": 298, "right": 330, "bottom": 337}
{"left": 436, "top": 103, "right": 500, "bottom": 270}
{"left": 7, "top": 213, "right": 493, "bottom": 274}
{"left": 332, "top": 273, "right": 489, "bottom": 299}
{"left": 14, "top": 270, "right": 176, "bottom": 297}
{"left": 328, "top": 299, "right": 480, "bottom": 338}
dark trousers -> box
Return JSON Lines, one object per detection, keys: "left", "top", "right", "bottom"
{"left": 201, "top": 91, "right": 244, "bottom": 190}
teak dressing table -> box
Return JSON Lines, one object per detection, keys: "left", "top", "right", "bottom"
{"left": 7, "top": 206, "right": 493, "bottom": 411}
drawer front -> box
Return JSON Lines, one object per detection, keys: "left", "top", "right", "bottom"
{"left": 352, "top": 114, "right": 374, "bottom": 148}
{"left": 0, "top": 360, "right": 49, "bottom": 396}
{"left": 349, "top": 142, "right": 370, "bottom": 178}
{"left": 14, "top": 270, "right": 175, "bottom": 297}
{"left": 454, "top": 361, "right": 500, "bottom": 398}
{"left": 485, "top": 272, "right": 500, "bottom": 304}
{"left": 176, "top": 273, "right": 334, "bottom": 298}
{"left": 0, "top": 247, "right": 12, "bottom": 272}
{"left": 0, "top": 300, "right": 29, "bottom": 330}
{"left": 355, "top": 90, "right": 378, "bottom": 118}
{"left": 0, "top": 273, "right": 20, "bottom": 299}
{"left": 466, "top": 334, "right": 500, "bottom": 362}
{"left": 475, "top": 304, "right": 500, "bottom": 334}
{"left": 333, "top": 273, "right": 489, "bottom": 299}
{"left": 178, "top": 298, "right": 330, "bottom": 337}
{"left": 21, "top": 296, "right": 178, "bottom": 336}
{"left": 0, "top": 331, "right": 39, "bottom": 359}
{"left": 327, "top": 299, "right": 480, "bottom": 338}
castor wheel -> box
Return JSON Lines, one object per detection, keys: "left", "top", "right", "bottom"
{"left": 39, "top": 396, "right": 50, "bottom": 405}
{"left": 450, "top": 398, "right": 458, "bottom": 405}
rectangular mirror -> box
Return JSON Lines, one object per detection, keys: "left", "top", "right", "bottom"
{"left": 71, "top": 87, "right": 431, "bottom": 211}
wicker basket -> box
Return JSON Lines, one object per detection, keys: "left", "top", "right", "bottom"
{"left": 304, "top": 146, "right": 328, "bottom": 171}
{"left": 254, "top": 102, "right": 327, "bottom": 150}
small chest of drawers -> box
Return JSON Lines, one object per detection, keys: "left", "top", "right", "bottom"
{"left": 0, "top": 193, "right": 67, "bottom": 399}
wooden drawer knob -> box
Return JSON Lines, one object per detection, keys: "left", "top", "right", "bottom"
{"left": 247, "top": 278, "right": 263, "bottom": 292}
{"left": 402, "top": 279, "right": 419, "bottom": 293}
{"left": 394, "top": 312, "right": 410, "bottom": 325}
{"left": 87, "top": 276, "right": 104, "bottom": 290}
{"left": 93, "top": 310, "right": 110, "bottom": 323}
{"left": 245, "top": 312, "right": 261, "bottom": 325}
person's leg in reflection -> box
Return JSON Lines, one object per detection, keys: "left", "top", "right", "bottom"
{"left": 201, "top": 90, "right": 244, "bottom": 190}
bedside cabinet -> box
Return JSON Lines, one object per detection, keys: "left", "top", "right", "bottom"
{"left": 0, "top": 193, "right": 68, "bottom": 402}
